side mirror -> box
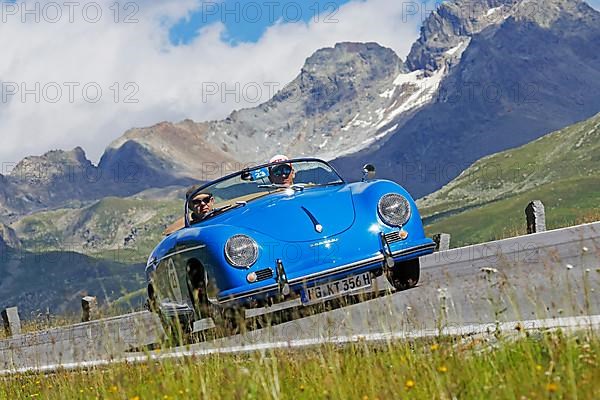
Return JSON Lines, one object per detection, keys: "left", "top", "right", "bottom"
{"left": 362, "top": 164, "right": 376, "bottom": 181}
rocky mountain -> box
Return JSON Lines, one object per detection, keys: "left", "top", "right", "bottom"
{"left": 2, "top": 0, "right": 599, "bottom": 226}
{"left": 0, "top": 223, "right": 20, "bottom": 251}
{"left": 99, "top": 0, "right": 600, "bottom": 199}
{"left": 0, "top": 42, "right": 422, "bottom": 220}
{"left": 99, "top": 42, "right": 415, "bottom": 171}
{"left": 0, "top": 146, "right": 194, "bottom": 221}
{"left": 333, "top": 0, "right": 600, "bottom": 196}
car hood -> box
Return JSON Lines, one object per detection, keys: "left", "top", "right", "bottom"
{"left": 223, "top": 186, "right": 356, "bottom": 242}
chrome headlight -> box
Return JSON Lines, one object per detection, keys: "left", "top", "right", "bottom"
{"left": 225, "top": 235, "right": 259, "bottom": 268}
{"left": 378, "top": 193, "right": 411, "bottom": 227}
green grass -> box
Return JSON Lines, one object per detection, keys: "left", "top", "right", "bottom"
{"left": 1, "top": 331, "right": 598, "bottom": 399}
{"left": 420, "top": 113, "right": 600, "bottom": 247}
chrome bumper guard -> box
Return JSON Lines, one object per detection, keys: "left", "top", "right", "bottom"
{"left": 276, "top": 259, "right": 291, "bottom": 296}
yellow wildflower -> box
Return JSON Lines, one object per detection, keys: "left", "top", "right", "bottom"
{"left": 546, "top": 383, "right": 559, "bottom": 393}
{"left": 438, "top": 365, "right": 448, "bottom": 373}
{"left": 405, "top": 379, "right": 416, "bottom": 390}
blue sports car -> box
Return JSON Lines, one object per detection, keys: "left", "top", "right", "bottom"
{"left": 145, "top": 158, "right": 435, "bottom": 331}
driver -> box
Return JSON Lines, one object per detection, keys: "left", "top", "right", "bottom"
{"left": 188, "top": 192, "right": 215, "bottom": 224}
{"left": 162, "top": 189, "right": 215, "bottom": 236}
{"left": 268, "top": 154, "right": 295, "bottom": 187}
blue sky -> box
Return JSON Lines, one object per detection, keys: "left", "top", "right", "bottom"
{"left": 169, "top": 0, "right": 600, "bottom": 45}
{"left": 169, "top": 0, "right": 352, "bottom": 45}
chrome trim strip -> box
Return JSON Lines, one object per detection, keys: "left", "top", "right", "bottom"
{"left": 160, "top": 244, "right": 206, "bottom": 262}
{"left": 289, "top": 254, "right": 382, "bottom": 283}
{"left": 217, "top": 242, "right": 435, "bottom": 303}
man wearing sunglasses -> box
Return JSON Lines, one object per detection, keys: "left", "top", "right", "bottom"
{"left": 162, "top": 189, "right": 215, "bottom": 235}
{"left": 268, "top": 154, "right": 295, "bottom": 186}
{"left": 189, "top": 192, "right": 215, "bottom": 224}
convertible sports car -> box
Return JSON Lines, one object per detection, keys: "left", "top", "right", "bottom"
{"left": 145, "top": 158, "right": 435, "bottom": 331}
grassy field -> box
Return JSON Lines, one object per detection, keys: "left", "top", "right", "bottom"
{"left": 1, "top": 331, "right": 598, "bottom": 399}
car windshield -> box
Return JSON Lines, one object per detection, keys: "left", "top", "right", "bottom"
{"left": 188, "top": 159, "right": 343, "bottom": 214}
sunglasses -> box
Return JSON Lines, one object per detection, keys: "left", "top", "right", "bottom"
{"left": 271, "top": 164, "right": 292, "bottom": 177}
{"left": 191, "top": 196, "right": 213, "bottom": 206}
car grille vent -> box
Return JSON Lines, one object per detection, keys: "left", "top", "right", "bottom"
{"left": 384, "top": 230, "right": 403, "bottom": 244}
{"left": 256, "top": 268, "right": 274, "bottom": 281}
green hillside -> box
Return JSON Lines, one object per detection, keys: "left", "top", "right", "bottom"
{"left": 13, "top": 196, "right": 181, "bottom": 263}
{"left": 0, "top": 247, "right": 145, "bottom": 317}
{"left": 419, "top": 113, "right": 600, "bottom": 246}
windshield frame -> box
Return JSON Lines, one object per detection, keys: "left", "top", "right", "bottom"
{"left": 184, "top": 157, "right": 345, "bottom": 227}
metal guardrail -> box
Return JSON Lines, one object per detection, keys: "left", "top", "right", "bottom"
{"left": 0, "top": 311, "right": 164, "bottom": 370}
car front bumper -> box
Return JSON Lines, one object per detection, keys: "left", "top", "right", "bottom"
{"left": 215, "top": 240, "right": 435, "bottom": 305}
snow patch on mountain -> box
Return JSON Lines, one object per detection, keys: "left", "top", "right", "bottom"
{"left": 375, "top": 68, "right": 446, "bottom": 130}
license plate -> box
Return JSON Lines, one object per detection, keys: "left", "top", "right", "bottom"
{"left": 303, "top": 272, "right": 372, "bottom": 304}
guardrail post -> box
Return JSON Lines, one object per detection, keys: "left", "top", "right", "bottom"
{"left": 1, "top": 307, "right": 22, "bottom": 337}
{"left": 432, "top": 233, "right": 451, "bottom": 251}
{"left": 525, "top": 200, "right": 546, "bottom": 234}
{"left": 81, "top": 296, "right": 99, "bottom": 322}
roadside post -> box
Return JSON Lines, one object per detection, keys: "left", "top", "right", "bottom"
{"left": 1, "top": 307, "right": 21, "bottom": 337}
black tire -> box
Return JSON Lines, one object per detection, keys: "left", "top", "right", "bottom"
{"left": 186, "top": 259, "right": 211, "bottom": 320}
{"left": 387, "top": 258, "right": 420, "bottom": 291}
{"left": 146, "top": 284, "right": 157, "bottom": 312}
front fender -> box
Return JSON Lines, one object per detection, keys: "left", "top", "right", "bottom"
{"left": 348, "top": 179, "right": 427, "bottom": 239}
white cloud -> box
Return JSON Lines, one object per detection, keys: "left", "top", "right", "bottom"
{"left": 0, "top": 0, "right": 422, "bottom": 165}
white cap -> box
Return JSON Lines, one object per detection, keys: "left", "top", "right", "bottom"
{"left": 269, "top": 154, "right": 289, "bottom": 163}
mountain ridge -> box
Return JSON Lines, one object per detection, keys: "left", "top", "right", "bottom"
{"left": 332, "top": 0, "right": 600, "bottom": 196}
{"left": 1, "top": 0, "right": 599, "bottom": 218}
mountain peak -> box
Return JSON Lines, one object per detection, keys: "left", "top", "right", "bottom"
{"left": 406, "top": 0, "right": 598, "bottom": 71}
{"left": 511, "top": 0, "right": 599, "bottom": 27}
{"left": 406, "top": 0, "right": 519, "bottom": 71}
{"left": 301, "top": 42, "right": 404, "bottom": 82}
{"left": 10, "top": 147, "right": 93, "bottom": 184}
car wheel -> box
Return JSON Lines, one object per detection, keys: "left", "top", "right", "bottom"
{"left": 387, "top": 258, "right": 420, "bottom": 291}
{"left": 186, "top": 259, "right": 211, "bottom": 320}
{"left": 146, "top": 283, "right": 157, "bottom": 312}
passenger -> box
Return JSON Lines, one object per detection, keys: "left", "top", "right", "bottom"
{"left": 268, "top": 154, "right": 295, "bottom": 187}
